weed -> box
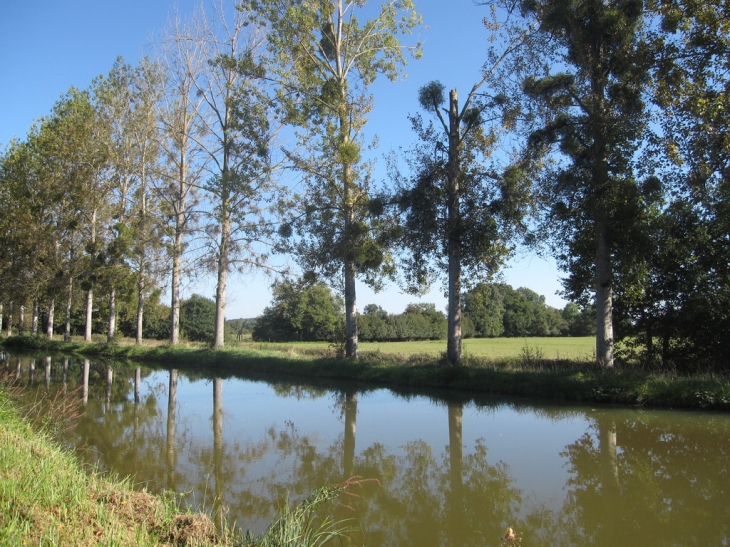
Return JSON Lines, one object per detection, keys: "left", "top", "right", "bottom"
{"left": 519, "top": 344, "right": 545, "bottom": 369}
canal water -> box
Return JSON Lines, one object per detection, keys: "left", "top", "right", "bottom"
{"left": 4, "top": 354, "right": 730, "bottom": 546}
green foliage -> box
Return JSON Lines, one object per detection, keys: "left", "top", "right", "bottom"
{"left": 180, "top": 294, "right": 216, "bottom": 344}
{"left": 358, "top": 302, "right": 447, "bottom": 342}
{"left": 252, "top": 279, "right": 344, "bottom": 342}
{"left": 463, "top": 283, "right": 580, "bottom": 338}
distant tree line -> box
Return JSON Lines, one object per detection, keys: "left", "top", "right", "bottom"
{"left": 249, "top": 279, "right": 594, "bottom": 343}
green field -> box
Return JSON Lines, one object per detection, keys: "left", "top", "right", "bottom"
{"left": 251, "top": 336, "right": 596, "bottom": 361}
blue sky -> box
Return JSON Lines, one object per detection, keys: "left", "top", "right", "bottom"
{"left": 0, "top": 0, "right": 568, "bottom": 318}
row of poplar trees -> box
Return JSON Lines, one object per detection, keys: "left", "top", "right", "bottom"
{"left": 1, "top": 0, "right": 728, "bottom": 370}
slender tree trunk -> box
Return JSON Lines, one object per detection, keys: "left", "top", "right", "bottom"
{"left": 107, "top": 287, "right": 116, "bottom": 343}
{"left": 46, "top": 296, "right": 55, "bottom": 338}
{"left": 595, "top": 209, "right": 614, "bottom": 367}
{"left": 344, "top": 256, "right": 358, "bottom": 358}
{"left": 0, "top": 303, "right": 3, "bottom": 336}
{"left": 341, "top": 116, "right": 358, "bottom": 358}
{"left": 170, "top": 186, "right": 185, "bottom": 344}
{"left": 64, "top": 277, "right": 73, "bottom": 342}
{"left": 31, "top": 302, "right": 39, "bottom": 335}
{"left": 170, "top": 242, "right": 182, "bottom": 344}
{"left": 85, "top": 287, "right": 94, "bottom": 341}
{"left": 6, "top": 302, "right": 12, "bottom": 337}
{"left": 85, "top": 209, "right": 97, "bottom": 342}
{"left": 136, "top": 275, "right": 145, "bottom": 345}
{"left": 214, "top": 217, "right": 229, "bottom": 348}
{"left": 446, "top": 89, "right": 463, "bottom": 365}
{"left": 136, "top": 166, "right": 148, "bottom": 346}
{"left": 645, "top": 318, "right": 653, "bottom": 365}
{"left": 19, "top": 305, "right": 25, "bottom": 335}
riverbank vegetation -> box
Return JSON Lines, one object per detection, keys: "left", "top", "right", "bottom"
{"left": 4, "top": 336, "right": 729, "bottom": 411}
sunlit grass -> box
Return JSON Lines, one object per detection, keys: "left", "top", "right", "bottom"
{"left": 239, "top": 337, "right": 596, "bottom": 361}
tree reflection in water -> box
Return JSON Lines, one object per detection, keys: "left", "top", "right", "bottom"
{"left": 7, "top": 355, "right": 730, "bottom": 547}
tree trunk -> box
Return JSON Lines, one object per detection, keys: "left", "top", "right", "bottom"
{"left": 19, "top": 305, "right": 25, "bottom": 335}
{"left": 136, "top": 269, "right": 145, "bottom": 345}
{"left": 6, "top": 302, "right": 12, "bottom": 337}
{"left": 64, "top": 277, "right": 73, "bottom": 342}
{"left": 170, "top": 243, "right": 182, "bottom": 344}
{"left": 46, "top": 296, "right": 55, "bottom": 339}
{"left": 136, "top": 165, "right": 148, "bottom": 346}
{"left": 344, "top": 257, "right": 358, "bottom": 358}
{"left": 85, "top": 210, "right": 97, "bottom": 342}
{"left": 84, "top": 289, "right": 94, "bottom": 342}
{"left": 0, "top": 303, "right": 3, "bottom": 336}
{"left": 446, "top": 89, "right": 463, "bottom": 365}
{"left": 31, "top": 302, "right": 39, "bottom": 335}
{"left": 170, "top": 193, "right": 185, "bottom": 345}
{"left": 595, "top": 210, "right": 614, "bottom": 367}
{"left": 214, "top": 218, "right": 229, "bottom": 348}
{"left": 107, "top": 287, "right": 116, "bottom": 343}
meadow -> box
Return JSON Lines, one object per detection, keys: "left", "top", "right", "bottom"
{"left": 247, "top": 336, "right": 596, "bottom": 361}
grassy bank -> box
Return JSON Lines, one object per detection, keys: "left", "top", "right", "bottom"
{"left": 0, "top": 389, "right": 229, "bottom": 546}
{"left": 4, "top": 335, "right": 730, "bottom": 411}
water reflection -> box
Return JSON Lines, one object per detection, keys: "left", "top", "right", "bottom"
{"left": 4, "top": 353, "right": 730, "bottom": 547}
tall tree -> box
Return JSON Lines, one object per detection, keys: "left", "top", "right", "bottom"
{"left": 128, "top": 58, "right": 167, "bottom": 345}
{"left": 156, "top": 13, "right": 207, "bottom": 345}
{"left": 518, "top": 0, "right": 651, "bottom": 367}
{"left": 395, "top": 13, "right": 535, "bottom": 364}
{"left": 181, "top": 0, "right": 280, "bottom": 348}
{"left": 244, "top": 0, "right": 423, "bottom": 358}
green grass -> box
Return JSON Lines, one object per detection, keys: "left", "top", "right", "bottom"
{"left": 0, "top": 390, "right": 224, "bottom": 546}
{"left": 240, "top": 337, "right": 595, "bottom": 360}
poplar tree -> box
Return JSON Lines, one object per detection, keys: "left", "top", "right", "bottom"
{"left": 178, "top": 0, "right": 280, "bottom": 348}
{"left": 243, "top": 0, "right": 422, "bottom": 358}
{"left": 156, "top": 12, "right": 207, "bottom": 345}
